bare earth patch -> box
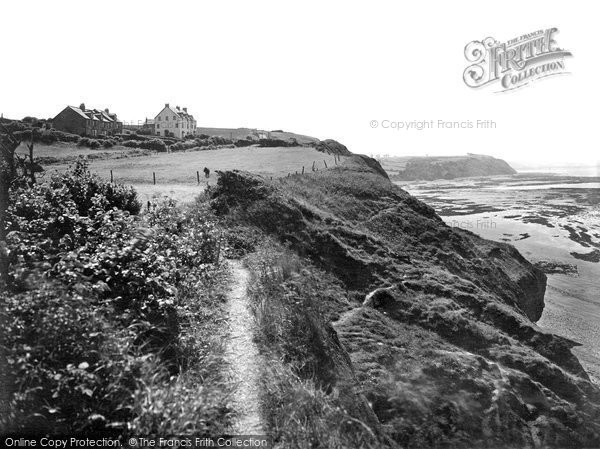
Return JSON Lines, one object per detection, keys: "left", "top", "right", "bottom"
{"left": 224, "top": 260, "right": 265, "bottom": 434}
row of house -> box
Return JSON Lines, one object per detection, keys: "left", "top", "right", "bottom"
{"left": 53, "top": 104, "right": 122, "bottom": 136}
{"left": 52, "top": 103, "right": 197, "bottom": 139}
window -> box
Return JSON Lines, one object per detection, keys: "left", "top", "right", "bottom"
{"left": 166, "top": 116, "right": 169, "bottom": 121}
{"left": 156, "top": 124, "right": 160, "bottom": 129}
{"left": 173, "top": 115, "right": 176, "bottom": 120}
{"left": 158, "top": 116, "right": 160, "bottom": 121}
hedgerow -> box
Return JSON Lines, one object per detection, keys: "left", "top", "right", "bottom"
{"left": 122, "top": 139, "right": 167, "bottom": 152}
{"left": 13, "top": 128, "right": 81, "bottom": 145}
{"left": 0, "top": 160, "right": 227, "bottom": 435}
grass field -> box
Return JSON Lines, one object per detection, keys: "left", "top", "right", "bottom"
{"left": 196, "top": 127, "right": 320, "bottom": 145}
{"left": 47, "top": 146, "right": 341, "bottom": 203}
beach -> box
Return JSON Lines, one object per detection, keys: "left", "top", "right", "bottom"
{"left": 397, "top": 172, "right": 600, "bottom": 383}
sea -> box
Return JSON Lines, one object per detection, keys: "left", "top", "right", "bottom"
{"left": 395, "top": 166, "right": 600, "bottom": 384}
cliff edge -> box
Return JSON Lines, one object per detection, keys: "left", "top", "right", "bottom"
{"left": 210, "top": 160, "right": 600, "bottom": 448}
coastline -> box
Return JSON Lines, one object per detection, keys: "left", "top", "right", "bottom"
{"left": 397, "top": 172, "right": 600, "bottom": 384}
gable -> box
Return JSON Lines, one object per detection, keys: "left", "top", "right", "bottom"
{"left": 155, "top": 106, "right": 181, "bottom": 121}
{"left": 54, "top": 106, "right": 87, "bottom": 122}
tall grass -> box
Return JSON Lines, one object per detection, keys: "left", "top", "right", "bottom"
{"left": 129, "top": 355, "right": 232, "bottom": 436}
{"left": 260, "top": 361, "right": 381, "bottom": 449}
{"left": 244, "top": 241, "right": 384, "bottom": 448}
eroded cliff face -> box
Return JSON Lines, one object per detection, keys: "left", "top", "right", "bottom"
{"left": 210, "top": 158, "right": 600, "bottom": 448}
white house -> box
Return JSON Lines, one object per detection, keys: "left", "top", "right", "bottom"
{"left": 154, "top": 103, "right": 196, "bottom": 139}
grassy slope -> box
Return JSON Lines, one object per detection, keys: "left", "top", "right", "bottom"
{"left": 209, "top": 159, "right": 600, "bottom": 448}
{"left": 197, "top": 127, "right": 320, "bottom": 145}
{"left": 47, "top": 146, "right": 343, "bottom": 204}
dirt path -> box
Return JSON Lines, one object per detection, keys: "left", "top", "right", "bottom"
{"left": 224, "top": 260, "right": 265, "bottom": 434}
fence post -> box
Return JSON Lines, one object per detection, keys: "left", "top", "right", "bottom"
{"left": 153, "top": 172, "right": 156, "bottom": 185}
{"left": 312, "top": 161, "right": 315, "bottom": 171}
{"left": 302, "top": 166, "right": 305, "bottom": 174}
{"left": 324, "top": 160, "right": 327, "bottom": 168}
{"left": 110, "top": 170, "right": 113, "bottom": 183}
{"left": 197, "top": 171, "right": 200, "bottom": 185}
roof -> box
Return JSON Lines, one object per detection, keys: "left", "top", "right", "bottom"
{"left": 155, "top": 105, "right": 195, "bottom": 121}
{"left": 62, "top": 105, "right": 120, "bottom": 122}
{"left": 67, "top": 106, "right": 91, "bottom": 120}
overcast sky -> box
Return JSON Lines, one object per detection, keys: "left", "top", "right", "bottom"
{"left": 0, "top": 0, "right": 598, "bottom": 168}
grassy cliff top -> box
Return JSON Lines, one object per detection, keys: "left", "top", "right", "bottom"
{"left": 209, "top": 159, "right": 600, "bottom": 448}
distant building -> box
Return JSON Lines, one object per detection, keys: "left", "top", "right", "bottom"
{"left": 53, "top": 104, "right": 122, "bottom": 136}
{"left": 143, "top": 118, "right": 155, "bottom": 134}
{"left": 154, "top": 104, "right": 196, "bottom": 139}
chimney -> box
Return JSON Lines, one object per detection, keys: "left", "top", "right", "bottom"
{"left": 183, "top": 107, "right": 187, "bottom": 113}
{"left": 176, "top": 106, "right": 180, "bottom": 110}
{"left": 165, "top": 103, "right": 169, "bottom": 108}
{"left": 80, "top": 103, "right": 86, "bottom": 110}
{"left": 105, "top": 108, "right": 109, "bottom": 114}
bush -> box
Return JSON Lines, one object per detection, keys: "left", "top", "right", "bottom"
{"left": 122, "top": 138, "right": 167, "bottom": 152}
{"left": 169, "top": 140, "right": 200, "bottom": 152}
{"left": 53, "top": 130, "right": 81, "bottom": 143}
{"left": 258, "top": 138, "right": 293, "bottom": 147}
{"left": 77, "top": 137, "right": 102, "bottom": 149}
{"left": 1, "top": 160, "right": 226, "bottom": 434}
{"left": 11, "top": 128, "right": 81, "bottom": 145}
{"left": 234, "top": 138, "right": 255, "bottom": 147}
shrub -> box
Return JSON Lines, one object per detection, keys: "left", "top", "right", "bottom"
{"left": 258, "top": 138, "right": 293, "bottom": 147}
{"left": 170, "top": 142, "right": 184, "bottom": 152}
{"left": 122, "top": 139, "right": 166, "bottom": 152}
{"left": 11, "top": 128, "right": 80, "bottom": 145}
{"left": 38, "top": 129, "right": 57, "bottom": 144}
{"left": 1, "top": 160, "right": 226, "bottom": 434}
{"left": 0, "top": 281, "right": 136, "bottom": 433}
{"left": 53, "top": 130, "right": 81, "bottom": 143}
{"left": 77, "top": 137, "right": 90, "bottom": 147}
{"left": 76, "top": 137, "right": 101, "bottom": 149}
{"left": 234, "top": 138, "right": 255, "bottom": 147}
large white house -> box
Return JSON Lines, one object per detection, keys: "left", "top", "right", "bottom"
{"left": 154, "top": 103, "right": 196, "bottom": 138}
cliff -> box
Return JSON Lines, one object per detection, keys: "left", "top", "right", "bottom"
{"left": 210, "top": 157, "right": 600, "bottom": 448}
{"left": 387, "top": 154, "right": 517, "bottom": 181}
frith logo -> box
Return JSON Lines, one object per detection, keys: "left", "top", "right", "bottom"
{"left": 463, "top": 28, "right": 572, "bottom": 92}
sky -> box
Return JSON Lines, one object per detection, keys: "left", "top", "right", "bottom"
{"left": 0, "top": 0, "right": 598, "bottom": 169}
